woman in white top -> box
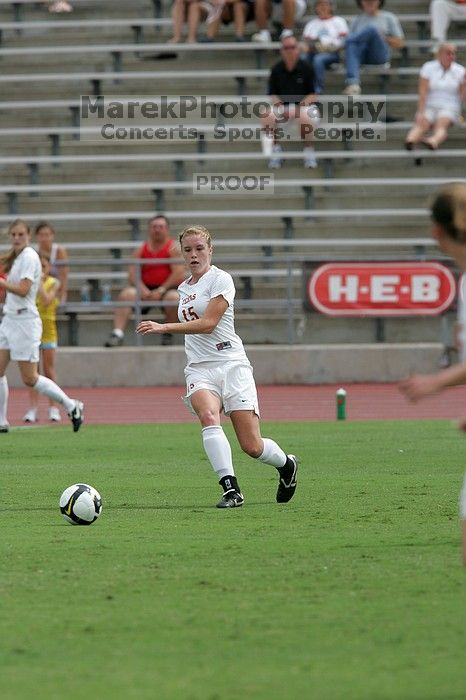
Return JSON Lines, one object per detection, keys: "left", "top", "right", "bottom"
{"left": 0, "top": 219, "right": 83, "bottom": 433}
{"left": 136, "top": 224, "right": 298, "bottom": 508}
{"left": 400, "top": 183, "right": 466, "bottom": 567}
{"left": 405, "top": 42, "right": 466, "bottom": 151}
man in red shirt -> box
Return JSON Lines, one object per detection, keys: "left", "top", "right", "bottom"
{"left": 104, "top": 215, "right": 186, "bottom": 347}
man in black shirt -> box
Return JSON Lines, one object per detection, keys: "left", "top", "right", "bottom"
{"left": 261, "top": 34, "right": 319, "bottom": 168}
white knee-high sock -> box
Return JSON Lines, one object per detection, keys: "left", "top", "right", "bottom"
{"left": 258, "top": 437, "right": 287, "bottom": 469}
{"left": 33, "top": 375, "right": 75, "bottom": 413}
{"left": 0, "top": 375, "right": 9, "bottom": 425}
{"left": 202, "top": 425, "right": 234, "bottom": 480}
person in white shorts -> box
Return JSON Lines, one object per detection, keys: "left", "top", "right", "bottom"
{"left": 430, "top": 0, "right": 466, "bottom": 44}
{"left": 399, "top": 182, "right": 466, "bottom": 567}
{"left": 136, "top": 224, "right": 298, "bottom": 508}
{"left": 0, "top": 219, "right": 84, "bottom": 433}
{"left": 252, "top": 0, "right": 307, "bottom": 42}
{"left": 405, "top": 42, "right": 466, "bottom": 151}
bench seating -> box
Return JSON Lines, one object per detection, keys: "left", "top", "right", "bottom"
{"left": 0, "top": 66, "right": 431, "bottom": 98}
{"left": 1, "top": 149, "right": 464, "bottom": 188}
{"left": 0, "top": 39, "right": 462, "bottom": 59}
{"left": 0, "top": 11, "right": 462, "bottom": 45}
{"left": 2, "top": 176, "right": 462, "bottom": 216}
{"left": 0, "top": 206, "right": 431, "bottom": 240}
{"left": 0, "top": 122, "right": 464, "bottom": 161}
{"left": 0, "top": 235, "right": 435, "bottom": 254}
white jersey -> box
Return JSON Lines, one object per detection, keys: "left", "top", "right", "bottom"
{"left": 421, "top": 59, "right": 466, "bottom": 114}
{"left": 178, "top": 265, "right": 248, "bottom": 367}
{"left": 3, "top": 246, "right": 41, "bottom": 319}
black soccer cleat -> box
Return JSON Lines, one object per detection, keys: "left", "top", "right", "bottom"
{"left": 68, "top": 400, "right": 84, "bottom": 433}
{"left": 216, "top": 489, "right": 244, "bottom": 509}
{"left": 276, "top": 454, "right": 298, "bottom": 503}
{"left": 104, "top": 333, "right": 123, "bottom": 348}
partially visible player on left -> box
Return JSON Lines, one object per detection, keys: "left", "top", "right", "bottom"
{"left": 0, "top": 219, "right": 83, "bottom": 433}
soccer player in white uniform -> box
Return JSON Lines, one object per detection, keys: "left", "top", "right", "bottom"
{"left": 0, "top": 219, "right": 83, "bottom": 433}
{"left": 399, "top": 183, "right": 466, "bottom": 567}
{"left": 136, "top": 224, "right": 298, "bottom": 508}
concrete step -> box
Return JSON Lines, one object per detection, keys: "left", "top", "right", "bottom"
{"left": 3, "top": 343, "right": 448, "bottom": 388}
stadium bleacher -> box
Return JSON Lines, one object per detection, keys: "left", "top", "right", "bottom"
{"left": 0, "top": 0, "right": 465, "bottom": 348}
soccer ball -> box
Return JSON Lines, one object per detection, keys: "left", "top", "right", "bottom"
{"left": 59, "top": 483, "right": 102, "bottom": 525}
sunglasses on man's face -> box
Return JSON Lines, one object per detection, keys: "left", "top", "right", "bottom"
{"left": 282, "top": 44, "right": 298, "bottom": 50}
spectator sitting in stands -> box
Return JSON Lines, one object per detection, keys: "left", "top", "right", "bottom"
{"left": 47, "top": 1, "right": 73, "bottom": 12}
{"left": 430, "top": 1, "right": 466, "bottom": 45}
{"left": 405, "top": 42, "right": 466, "bottom": 151}
{"left": 343, "top": 0, "right": 405, "bottom": 96}
{"left": 169, "top": 0, "right": 204, "bottom": 43}
{"left": 200, "top": 0, "right": 255, "bottom": 42}
{"left": 252, "top": 0, "right": 308, "bottom": 42}
{"left": 260, "top": 34, "right": 319, "bottom": 169}
{"left": 301, "top": 0, "right": 349, "bottom": 94}
{"left": 104, "top": 215, "right": 186, "bottom": 348}
{"left": 34, "top": 221, "right": 68, "bottom": 304}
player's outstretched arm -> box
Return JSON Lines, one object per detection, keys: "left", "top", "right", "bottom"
{"left": 399, "top": 362, "right": 466, "bottom": 402}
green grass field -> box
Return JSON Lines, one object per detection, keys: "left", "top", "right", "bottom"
{"left": 1, "top": 420, "right": 466, "bottom": 700}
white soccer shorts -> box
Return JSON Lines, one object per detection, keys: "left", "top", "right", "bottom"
{"left": 183, "top": 360, "right": 260, "bottom": 416}
{"left": 0, "top": 315, "right": 41, "bottom": 362}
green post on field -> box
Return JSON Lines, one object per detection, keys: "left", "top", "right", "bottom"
{"left": 336, "top": 387, "right": 347, "bottom": 420}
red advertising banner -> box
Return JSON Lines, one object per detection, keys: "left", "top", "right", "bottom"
{"left": 307, "top": 262, "right": 456, "bottom": 316}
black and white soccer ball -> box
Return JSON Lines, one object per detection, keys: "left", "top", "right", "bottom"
{"left": 59, "top": 483, "right": 102, "bottom": 525}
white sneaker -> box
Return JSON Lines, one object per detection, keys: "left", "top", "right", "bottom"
{"left": 49, "top": 406, "right": 61, "bottom": 422}
{"left": 303, "top": 148, "right": 318, "bottom": 169}
{"left": 280, "top": 29, "right": 294, "bottom": 40}
{"left": 261, "top": 132, "right": 274, "bottom": 157}
{"left": 23, "top": 408, "right": 38, "bottom": 423}
{"left": 268, "top": 144, "right": 283, "bottom": 169}
{"left": 252, "top": 29, "right": 272, "bottom": 43}
{"left": 48, "top": 1, "right": 73, "bottom": 12}
{"left": 343, "top": 83, "right": 361, "bottom": 96}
